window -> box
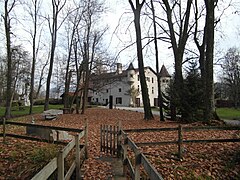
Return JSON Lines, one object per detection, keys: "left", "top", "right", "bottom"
{"left": 162, "top": 79, "right": 165, "bottom": 83}
{"left": 130, "top": 74, "right": 133, "bottom": 78}
{"left": 146, "top": 77, "right": 150, "bottom": 82}
{"left": 106, "top": 89, "right": 108, "bottom": 93}
{"left": 137, "top": 85, "right": 140, "bottom": 92}
{"left": 152, "top": 87, "right": 154, "bottom": 94}
{"left": 96, "top": 98, "right": 98, "bottom": 102}
{"left": 166, "top": 80, "right": 169, "bottom": 83}
{"left": 116, "top": 97, "right": 122, "bottom": 104}
{"left": 138, "top": 75, "right": 140, "bottom": 81}
{"left": 152, "top": 77, "right": 154, "bottom": 83}
{"left": 119, "top": 88, "right": 122, "bottom": 92}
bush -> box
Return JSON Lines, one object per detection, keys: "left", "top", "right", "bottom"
{"left": 30, "top": 144, "right": 59, "bottom": 164}
{"left": 49, "top": 98, "right": 63, "bottom": 105}
{"left": 33, "top": 99, "right": 45, "bottom": 105}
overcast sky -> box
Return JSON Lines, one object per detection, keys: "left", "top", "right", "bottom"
{"left": 1, "top": 0, "right": 240, "bottom": 76}
{"left": 104, "top": 0, "right": 239, "bottom": 72}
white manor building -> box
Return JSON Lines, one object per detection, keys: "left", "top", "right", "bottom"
{"left": 89, "top": 63, "right": 171, "bottom": 107}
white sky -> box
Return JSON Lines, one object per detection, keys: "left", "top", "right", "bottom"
{"left": 0, "top": 0, "right": 240, "bottom": 77}
{"left": 104, "top": 0, "right": 240, "bottom": 76}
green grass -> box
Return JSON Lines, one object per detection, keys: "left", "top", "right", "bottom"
{"left": 216, "top": 108, "right": 240, "bottom": 120}
{"left": 0, "top": 104, "right": 64, "bottom": 117}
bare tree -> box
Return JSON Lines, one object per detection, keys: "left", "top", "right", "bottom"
{"left": 44, "top": 0, "right": 66, "bottom": 111}
{"left": 150, "top": 0, "right": 164, "bottom": 121}
{"left": 22, "top": 0, "right": 43, "bottom": 114}
{"left": 221, "top": 47, "right": 240, "bottom": 108}
{"left": 63, "top": 4, "right": 83, "bottom": 110}
{"left": 161, "top": 0, "right": 193, "bottom": 120}
{"left": 2, "top": 0, "right": 17, "bottom": 118}
{"left": 129, "top": 0, "right": 153, "bottom": 120}
{"left": 78, "top": 0, "right": 108, "bottom": 114}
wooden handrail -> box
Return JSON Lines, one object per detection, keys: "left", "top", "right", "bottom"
{"left": 119, "top": 124, "right": 240, "bottom": 179}
{"left": 1, "top": 120, "right": 83, "bottom": 133}
{"left": 124, "top": 125, "right": 240, "bottom": 133}
{"left": 0, "top": 118, "right": 88, "bottom": 180}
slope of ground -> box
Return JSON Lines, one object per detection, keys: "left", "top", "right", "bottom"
{"left": 0, "top": 108, "right": 239, "bottom": 179}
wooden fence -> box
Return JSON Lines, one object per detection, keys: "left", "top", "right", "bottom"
{"left": 0, "top": 118, "right": 88, "bottom": 180}
{"left": 101, "top": 123, "right": 240, "bottom": 179}
{"left": 124, "top": 125, "right": 240, "bottom": 159}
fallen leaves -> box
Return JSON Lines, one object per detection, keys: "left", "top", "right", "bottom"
{"left": 0, "top": 108, "right": 240, "bottom": 179}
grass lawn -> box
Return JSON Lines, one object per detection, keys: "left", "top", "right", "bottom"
{"left": 216, "top": 108, "right": 240, "bottom": 120}
{"left": 0, "top": 104, "right": 63, "bottom": 117}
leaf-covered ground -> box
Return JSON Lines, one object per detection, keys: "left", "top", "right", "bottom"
{"left": 0, "top": 108, "right": 239, "bottom": 179}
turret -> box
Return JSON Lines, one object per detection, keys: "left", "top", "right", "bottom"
{"left": 159, "top": 65, "right": 171, "bottom": 93}
{"left": 127, "top": 63, "right": 135, "bottom": 83}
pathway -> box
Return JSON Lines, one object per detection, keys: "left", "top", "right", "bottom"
{"left": 98, "top": 156, "right": 126, "bottom": 180}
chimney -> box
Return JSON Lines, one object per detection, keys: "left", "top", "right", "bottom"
{"left": 116, "top": 63, "right": 122, "bottom": 74}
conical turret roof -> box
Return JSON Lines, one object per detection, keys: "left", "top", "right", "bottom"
{"left": 159, "top": 65, "right": 171, "bottom": 77}
{"left": 127, "top": 62, "right": 135, "bottom": 70}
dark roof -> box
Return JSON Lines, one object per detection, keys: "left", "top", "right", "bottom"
{"left": 90, "top": 70, "right": 128, "bottom": 81}
{"left": 159, "top": 65, "right": 171, "bottom": 77}
{"left": 90, "top": 64, "right": 158, "bottom": 81}
{"left": 127, "top": 63, "right": 135, "bottom": 70}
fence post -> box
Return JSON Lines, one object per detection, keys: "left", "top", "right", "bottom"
{"left": 113, "top": 125, "right": 116, "bottom": 155}
{"left": 110, "top": 125, "right": 113, "bottom": 155}
{"left": 100, "top": 125, "right": 102, "bottom": 152}
{"left": 75, "top": 134, "right": 80, "bottom": 180}
{"left": 122, "top": 134, "right": 128, "bottom": 176}
{"left": 178, "top": 125, "right": 183, "bottom": 160}
{"left": 117, "top": 121, "right": 122, "bottom": 158}
{"left": 3, "top": 118, "right": 6, "bottom": 144}
{"left": 84, "top": 118, "right": 88, "bottom": 159}
{"left": 134, "top": 149, "right": 141, "bottom": 180}
{"left": 57, "top": 150, "right": 64, "bottom": 180}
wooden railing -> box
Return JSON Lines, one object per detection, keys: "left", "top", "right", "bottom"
{"left": 1, "top": 118, "right": 88, "bottom": 180}
{"left": 120, "top": 129, "right": 164, "bottom": 180}
{"left": 124, "top": 125, "right": 240, "bottom": 159}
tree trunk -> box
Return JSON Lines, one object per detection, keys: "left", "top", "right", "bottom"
{"left": 4, "top": 0, "right": 16, "bottom": 118}
{"left": 29, "top": 0, "right": 38, "bottom": 114}
{"left": 162, "top": 0, "right": 192, "bottom": 121}
{"left": 150, "top": 0, "right": 164, "bottom": 121}
{"left": 44, "top": 0, "right": 66, "bottom": 111}
{"left": 81, "top": 43, "right": 90, "bottom": 114}
{"left": 129, "top": 0, "right": 153, "bottom": 120}
{"left": 204, "top": 0, "right": 215, "bottom": 121}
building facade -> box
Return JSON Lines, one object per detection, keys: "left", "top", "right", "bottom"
{"left": 89, "top": 63, "right": 171, "bottom": 107}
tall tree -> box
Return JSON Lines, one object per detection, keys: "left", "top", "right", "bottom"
{"left": 203, "top": 0, "right": 215, "bottom": 121}
{"left": 63, "top": 4, "right": 83, "bottom": 110}
{"left": 79, "top": 0, "right": 107, "bottom": 114}
{"left": 129, "top": 0, "right": 153, "bottom": 120}
{"left": 150, "top": 0, "right": 164, "bottom": 121}
{"left": 44, "top": 0, "right": 66, "bottom": 111}
{"left": 23, "top": 0, "right": 43, "bottom": 114}
{"left": 161, "top": 0, "right": 193, "bottom": 120}
{"left": 2, "top": 0, "right": 17, "bottom": 118}
{"left": 194, "top": 0, "right": 218, "bottom": 121}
